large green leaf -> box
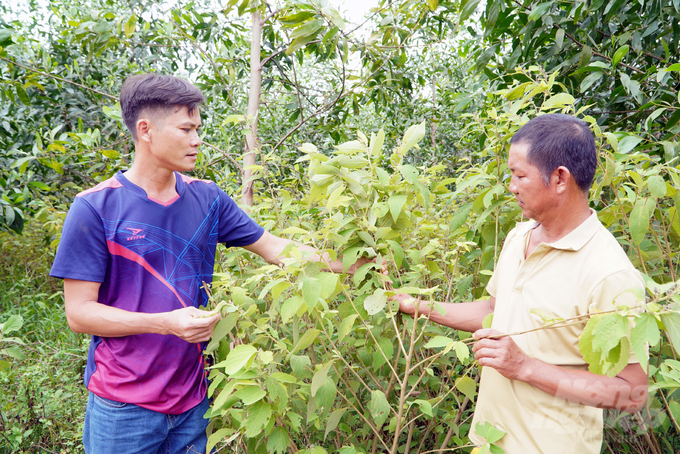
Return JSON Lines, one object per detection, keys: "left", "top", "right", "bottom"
{"left": 631, "top": 313, "right": 660, "bottom": 371}
{"left": 218, "top": 344, "right": 257, "bottom": 375}
{"left": 368, "top": 390, "right": 390, "bottom": 428}
{"left": 629, "top": 197, "right": 655, "bottom": 246}
{"left": 661, "top": 312, "right": 680, "bottom": 356}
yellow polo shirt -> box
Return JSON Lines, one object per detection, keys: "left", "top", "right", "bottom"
{"left": 469, "top": 211, "right": 643, "bottom": 454}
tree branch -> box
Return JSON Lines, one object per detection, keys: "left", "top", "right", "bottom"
{"left": 0, "top": 56, "right": 118, "bottom": 100}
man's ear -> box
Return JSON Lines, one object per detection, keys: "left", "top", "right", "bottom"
{"left": 136, "top": 117, "right": 153, "bottom": 144}
{"left": 553, "top": 166, "right": 572, "bottom": 194}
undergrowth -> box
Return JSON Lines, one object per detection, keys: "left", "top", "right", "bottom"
{"left": 0, "top": 222, "right": 87, "bottom": 454}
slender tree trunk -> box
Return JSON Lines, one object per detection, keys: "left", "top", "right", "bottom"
{"left": 242, "top": 9, "right": 264, "bottom": 208}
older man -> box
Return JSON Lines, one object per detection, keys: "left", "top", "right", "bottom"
{"left": 397, "top": 113, "right": 648, "bottom": 453}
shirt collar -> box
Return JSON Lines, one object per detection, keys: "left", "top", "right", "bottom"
{"left": 546, "top": 209, "right": 600, "bottom": 251}
{"left": 516, "top": 209, "right": 600, "bottom": 252}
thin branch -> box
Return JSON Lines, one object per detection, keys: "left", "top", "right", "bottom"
{"left": 0, "top": 56, "right": 118, "bottom": 100}
{"left": 202, "top": 140, "right": 243, "bottom": 172}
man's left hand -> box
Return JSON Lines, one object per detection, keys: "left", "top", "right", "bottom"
{"left": 472, "top": 328, "right": 531, "bottom": 381}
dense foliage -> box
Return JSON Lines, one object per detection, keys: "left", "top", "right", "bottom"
{"left": 3, "top": 0, "right": 680, "bottom": 453}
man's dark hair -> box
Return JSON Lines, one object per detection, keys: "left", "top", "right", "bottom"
{"left": 510, "top": 113, "right": 597, "bottom": 192}
{"left": 120, "top": 73, "right": 205, "bottom": 141}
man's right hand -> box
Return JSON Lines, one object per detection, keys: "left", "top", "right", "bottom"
{"left": 392, "top": 293, "right": 422, "bottom": 317}
{"left": 164, "top": 306, "right": 221, "bottom": 343}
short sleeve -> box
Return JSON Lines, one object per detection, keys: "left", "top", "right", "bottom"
{"left": 50, "top": 197, "right": 109, "bottom": 282}
{"left": 217, "top": 190, "right": 265, "bottom": 247}
{"left": 588, "top": 268, "right": 644, "bottom": 314}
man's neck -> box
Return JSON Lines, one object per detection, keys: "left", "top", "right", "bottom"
{"left": 125, "top": 159, "right": 178, "bottom": 203}
{"left": 535, "top": 200, "right": 592, "bottom": 244}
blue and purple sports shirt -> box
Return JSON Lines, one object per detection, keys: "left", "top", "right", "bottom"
{"left": 50, "top": 171, "right": 264, "bottom": 414}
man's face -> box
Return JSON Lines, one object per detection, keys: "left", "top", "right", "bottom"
{"left": 146, "top": 105, "right": 201, "bottom": 173}
{"left": 507, "top": 143, "right": 556, "bottom": 222}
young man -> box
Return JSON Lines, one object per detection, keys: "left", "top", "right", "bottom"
{"left": 50, "top": 73, "right": 367, "bottom": 454}
{"left": 396, "top": 114, "right": 648, "bottom": 453}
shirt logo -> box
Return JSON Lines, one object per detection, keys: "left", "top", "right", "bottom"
{"left": 125, "top": 227, "right": 146, "bottom": 241}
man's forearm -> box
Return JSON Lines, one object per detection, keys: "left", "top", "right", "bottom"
{"left": 401, "top": 298, "right": 494, "bottom": 333}
{"left": 518, "top": 359, "right": 648, "bottom": 413}
{"left": 64, "top": 279, "right": 219, "bottom": 342}
{"left": 473, "top": 330, "right": 649, "bottom": 413}
{"left": 66, "top": 299, "right": 171, "bottom": 337}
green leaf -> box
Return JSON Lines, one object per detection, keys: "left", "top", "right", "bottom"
{"left": 455, "top": 375, "right": 477, "bottom": 400}
{"left": 318, "top": 272, "right": 338, "bottom": 300}
{"left": 591, "top": 314, "right": 628, "bottom": 355}
{"left": 281, "top": 296, "right": 305, "bottom": 324}
{"left": 449, "top": 202, "right": 474, "bottom": 232}
{"left": 1, "top": 315, "right": 23, "bottom": 334}
{"left": 602, "top": 154, "right": 615, "bottom": 186}
{"left": 337, "top": 314, "right": 357, "bottom": 343}
{"left": 482, "top": 313, "right": 494, "bottom": 329}
{"left": 618, "top": 135, "right": 643, "bottom": 154}
{"left": 580, "top": 71, "right": 603, "bottom": 91}
{"left": 290, "top": 19, "right": 323, "bottom": 40}
{"left": 475, "top": 421, "right": 506, "bottom": 444}
{"left": 15, "top": 84, "right": 30, "bottom": 105}
{"left": 206, "top": 312, "right": 239, "bottom": 353}
{"left": 234, "top": 386, "right": 266, "bottom": 405}
{"left": 388, "top": 195, "right": 407, "bottom": 222}
{"left": 661, "top": 312, "right": 680, "bottom": 355}
{"left": 413, "top": 399, "right": 433, "bottom": 417}
{"left": 631, "top": 313, "right": 660, "bottom": 371}
{"left": 321, "top": 6, "right": 345, "bottom": 30}
{"left": 219, "top": 344, "right": 257, "bottom": 375}
{"left": 528, "top": 2, "right": 553, "bottom": 22}
{"left": 543, "top": 93, "right": 575, "bottom": 109}
{"left": 324, "top": 408, "right": 347, "bottom": 440}
{"left": 267, "top": 427, "right": 290, "bottom": 454}
{"left": 579, "top": 45, "right": 593, "bottom": 68}
{"left": 460, "top": 0, "right": 482, "bottom": 22}
{"left": 629, "top": 197, "right": 655, "bottom": 246}
{"left": 311, "top": 360, "right": 334, "bottom": 397}
{"left": 368, "top": 390, "right": 390, "bottom": 428}
{"left": 645, "top": 108, "right": 667, "bottom": 132}
{"left": 302, "top": 277, "right": 322, "bottom": 310}
{"left": 454, "top": 341, "right": 470, "bottom": 362}
{"left": 364, "top": 289, "right": 387, "bottom": 315}
{"left": 612, "top": 44, "right": 629, "bottom": 68}
{"left": 579, "top": 315, "right": 602, "bottom": 371}
{"left": 647, "top": 175, "right": 667, "bottom": 199}
{"left": 1, "top": 346, "right": 24, "bottom": 360}
{"left": 124, "top": 14, "right": 137, "bottom": 38}
{"left": 373, "top": 337, "right": 394, "bottom": 369}
{"left": 400, "top": 122, "right": 426, "bottom": 154}
{"left": 424, "top": 335, "right": 453, "bottom": 349}
{"left": 386, "top": 240, "right": 404, "bottom": 268}
{"left": 245, "top": 401, "right": 272, "bottom": 438}
{"left": 207, "top": 428, "right": 236, "bottom": 453}
{"left": 289, "top": 329, "right": 320, "bottom": 357}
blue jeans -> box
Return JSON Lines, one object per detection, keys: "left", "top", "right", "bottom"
{"left": 83, "top": 392, "right": 210, "bottom": 454}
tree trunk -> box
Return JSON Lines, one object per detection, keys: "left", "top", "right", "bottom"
{"left": 242, "top": 9, "right": 264, "bottom": 208}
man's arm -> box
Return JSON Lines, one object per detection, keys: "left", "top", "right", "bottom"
{"left": 64, "top": 279, "right": 220, "bottom": 343}
{"left": 394, "top": 294, "right": 496, "bottom": 334}
{"left": 472, "top": 329, "right": 648, "bottom": 413}
{"left": 243, "top": 231, "right": 372, "bottom": 274}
